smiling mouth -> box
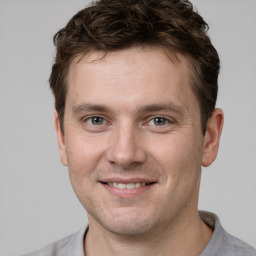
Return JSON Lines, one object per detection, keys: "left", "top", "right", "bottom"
{"left": 101, "top": 182, "right": 155, "bottom": 189}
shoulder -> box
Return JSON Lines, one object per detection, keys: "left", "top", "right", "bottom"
{"left": 219, "top": 232, "right": 256, "bottom": 256}
{"left": 199, "top": 211, "right": 256, "bottom": 256}
{"left": 22, "top": 227, "right": 86, "bottom": 256}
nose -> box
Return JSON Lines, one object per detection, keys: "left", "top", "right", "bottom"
{"left": 106, "top": 125, "right": 147, "bottom": 168}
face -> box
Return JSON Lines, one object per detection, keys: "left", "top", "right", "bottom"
{"left": 55, "top": 47, "right": 219, "bottom": 236}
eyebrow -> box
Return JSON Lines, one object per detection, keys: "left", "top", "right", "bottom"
{"left": 72, "top": 102, "right": 186, "bottom": 116}
{"left": 72, "top": 104, "right": 112, "bottom": 115}
{"left": 138, "top": 103, "right": 186, "bottom": 115}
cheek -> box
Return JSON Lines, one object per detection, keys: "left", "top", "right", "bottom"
{"left": 149, "top": 136, "right": 189, "bottom": 168}
{"left": 154, "top": 135, "right": 203, "bottom": 208}
{"left": 148, "top": 134, "right": 202, "bottom": 184}
{"left": 65, "top": 132, "right": 106, "bottom": 178}
{"left": 65, "top": 134, "right": 107, "bottom": 207}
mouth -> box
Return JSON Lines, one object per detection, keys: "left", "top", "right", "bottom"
{"left": 100, "top": 180, "right": 156, "bottom": 197}
{"left": 102, "top": 182, "right": 155, "bottom": 189}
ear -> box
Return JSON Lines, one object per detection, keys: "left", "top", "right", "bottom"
{"left": 54, "top": 111, "right": 68, "bottom": 166}
{"left": 202, "top": 108, "right": 224, "bottom": 167}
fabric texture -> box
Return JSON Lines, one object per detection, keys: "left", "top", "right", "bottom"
{"left": 23, "top": 211, "right": 256, "bottom": 256}
{"left": 199, "top": 211, "right": 256, "bottom": 256}
{"left": 23, "top": 228, "right": 86, "bottom": 256}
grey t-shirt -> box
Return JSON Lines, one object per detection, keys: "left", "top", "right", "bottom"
{"left": 24, "top": 211, "right": 256, "bottom": 256}
{"left": 199, "top": 211, "right": 256, "bottom": 256}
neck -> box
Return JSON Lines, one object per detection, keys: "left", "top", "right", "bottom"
{"left": 84, "top": 211, "right": 213, "bottom": 256}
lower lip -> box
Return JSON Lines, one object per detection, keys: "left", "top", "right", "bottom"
{"left": 101, "top": 183, "right": 155, "bottom": 197}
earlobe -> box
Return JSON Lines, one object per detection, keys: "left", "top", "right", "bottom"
{"left": 54, "top": 111, "right": 68, "bottom": 166}
{"left": 201, "top": 108, "right": 224, "bottom": 167}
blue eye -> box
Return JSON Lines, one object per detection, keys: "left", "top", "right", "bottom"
{"left": 149, "top": 117, "right": 169, "bottom": 126}
{"left": 87, "top": 116, "right": 105, "bottom": 125}
{"left": 154, "top": 117, "right": 168, "bottom": 126}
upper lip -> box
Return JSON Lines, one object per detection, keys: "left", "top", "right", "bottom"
{"left": 100, "top": 177, "right": 157, "bottom": 184}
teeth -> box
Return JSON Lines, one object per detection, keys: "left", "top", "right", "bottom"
{"left": 135, "top": 183, "right": 141, "bottom": 188}
{"left": 118, "top": 183, "right": 126, "bottom": 189}
{"left": 108, "top": 182, "right": 147, "bottom": 189}
{"left": 127, "top": 183, "right": 135, "bottom": 189}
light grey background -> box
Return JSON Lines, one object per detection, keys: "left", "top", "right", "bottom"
{"left": 0, "top": 1, "right": 255, "bottom": 255}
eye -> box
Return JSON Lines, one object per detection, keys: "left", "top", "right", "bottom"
{"left": 148, "top": 117, "right": 169, "bottom": 126}
{"left": 86, "top": 116, "right": 106, "bottom": 125}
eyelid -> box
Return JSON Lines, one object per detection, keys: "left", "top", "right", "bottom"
{"left": 81, "top": 115, "right": 112, "bottom": 128}
{"left": 145, "top": 115, "right": 175, "bottom": 125}
{"left": 88, "top": 116, "right": 105, "bottom": 124}
{"left": 82, "top": 114, "right": 107, "bottom": 122}
{"left": 80, "top": 114, "right": 175, "bottom": 127}
{"left": 80, "top": 115, "right": 112, "bottom": 133}
{"left": 85, "top": 115, "right": 105, "bottom": 121}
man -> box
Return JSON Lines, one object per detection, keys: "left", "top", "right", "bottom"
{"left": 25, "top": 0, "right": 256, "bottom": 255}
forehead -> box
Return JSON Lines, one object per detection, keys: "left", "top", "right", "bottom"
{"left": 66, "top": 46, "right": 197, "bottom": 112}
{"left": 69, "top": 46, "right": 190, "bottom": 78}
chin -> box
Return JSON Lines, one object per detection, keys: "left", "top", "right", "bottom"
{"left": 89, "top": 207, "right": 161, "bottom": 236}
{"left": 103, "top": 220, "right": 154, "bottom": 236}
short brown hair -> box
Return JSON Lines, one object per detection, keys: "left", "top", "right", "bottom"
{"left": 49, "top": 0, "right": 220, "bottom": 134}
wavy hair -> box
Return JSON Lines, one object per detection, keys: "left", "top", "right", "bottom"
{"left": 49, "top": 0, "right": 220, "bottom": 134}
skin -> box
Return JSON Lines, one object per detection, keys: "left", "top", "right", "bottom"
{"left": 55, "top": 46, "right": 224, "bottom": 256}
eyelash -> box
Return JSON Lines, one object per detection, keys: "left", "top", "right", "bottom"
{"left": 83, "top": 115, "right": 172, "bottom": 127}
{"left": 85, "top": 116, "right": 107, "bottom": 126}
{"left": 147, "top": 116, "right": 170, "bottom": 126}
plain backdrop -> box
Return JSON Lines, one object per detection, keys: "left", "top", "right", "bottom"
{"left": 0, "top": 1, "right": 255, "bottom": 255}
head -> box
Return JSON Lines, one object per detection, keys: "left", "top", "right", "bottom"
{"left": 51, "top": 0, "right": 224, "bottom": 238}
{"left": 49, "top": 0, "right": 220, "bottom": 135}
